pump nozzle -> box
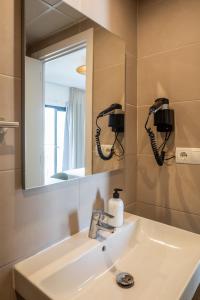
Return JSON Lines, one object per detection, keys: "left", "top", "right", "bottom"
{"left": 113, "top": 188, "right": 123, "bottom": 198}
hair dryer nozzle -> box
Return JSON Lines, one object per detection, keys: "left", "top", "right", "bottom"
{"left": 149, "top": 98, "right": 169, "bottom": 113}
{"left": 98, "top": 103, "right": 122, "bottom": 117}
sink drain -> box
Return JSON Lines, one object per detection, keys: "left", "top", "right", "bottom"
{"left": 116, "top": 272, "right": 134, "bottom": 289}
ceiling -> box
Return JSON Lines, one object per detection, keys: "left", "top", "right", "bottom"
{"left": 44, "top": 47, "right": 86, "bottom": 89}
{"left": 25, "top": 0, "right": 86, "bottom": 46}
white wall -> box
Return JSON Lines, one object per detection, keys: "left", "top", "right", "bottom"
{"left": 45, "top": 82, "right": 70, "bottom": 107}
{"left": 25, "top": 56, "right": 44, "bottom": 188}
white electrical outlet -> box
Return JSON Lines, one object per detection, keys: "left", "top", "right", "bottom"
{"left": 96, "top": 144, "right": 112, "bottom": 156}
{"left": 176, "top": 148, "right": 200, "bottom": 164}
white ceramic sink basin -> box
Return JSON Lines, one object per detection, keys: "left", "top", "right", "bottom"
{"left": 14, "top": 213, "right": 200, "bottom": 300}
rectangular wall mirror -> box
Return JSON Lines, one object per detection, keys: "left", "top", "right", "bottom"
{"left": 23, "top": 0, "right": 126, "bottom": 189}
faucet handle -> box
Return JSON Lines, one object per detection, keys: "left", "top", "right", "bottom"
{"left": 99, "top": 211, "right": 114, "bottom": 224}
{"left": 89, "top": 209, "right": 115, "bottom": 239}
{"left": 101, "top": 211, "right": 114, "bottom": 219}
{"left": 92, "top": 210, "right": 113, "bottom": 218}
{"left": 91, "top": 210, "right": 114, "bottom": 223}
{"left": 91, "top": 210, "right": 102, "bottom": 221}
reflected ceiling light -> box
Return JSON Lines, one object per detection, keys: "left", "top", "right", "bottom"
{"left": 76, "top": 65, "right": 86, "bottom": 75}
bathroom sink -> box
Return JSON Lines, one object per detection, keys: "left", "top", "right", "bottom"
{"left": 14, "top": 213, "right": 200, "bottom": 300}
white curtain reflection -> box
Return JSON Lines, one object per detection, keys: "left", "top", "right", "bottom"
{"left": 62, "top": 87, "right": 85, "bottom": 170}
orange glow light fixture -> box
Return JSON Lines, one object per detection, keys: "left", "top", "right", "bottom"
{"left": 76, "top": 65, "right": 86, "bottom": 75}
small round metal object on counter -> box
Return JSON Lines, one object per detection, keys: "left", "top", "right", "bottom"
{"left": 116, "top": 272, "right": 134, "bottom": 288}
{"left": 102, "top": 245, "right": 106, "bottom": 252}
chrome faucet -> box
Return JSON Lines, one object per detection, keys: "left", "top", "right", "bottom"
{"left": 88, "top": 210, "right": 115, "bottom": 239}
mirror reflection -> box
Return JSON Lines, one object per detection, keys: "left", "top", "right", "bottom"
{"left": 23, "top": 0, "right": 125, "bottom": 189}
{"left": 26, "top": 48, "right": 86, "bottom": 186}
{"left": 44, "top": 48, "right": 86, "bottom": 183}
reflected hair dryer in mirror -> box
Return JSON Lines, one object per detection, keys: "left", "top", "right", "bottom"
{"left": 95, "top": 103, "right": 125, "bottom": 160}
{"left": 98, "top": 103, "right": 122, "bottom": 117}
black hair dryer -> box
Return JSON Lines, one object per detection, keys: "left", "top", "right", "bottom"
{"left": 145, "top": 98, "right": 175, "bottom": 166}
{"left": 95, "top": 103, "right": 125, "bottom": 161}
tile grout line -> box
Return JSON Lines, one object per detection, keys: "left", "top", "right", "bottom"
{"left": 135, "top": 200, "right": 200, "bottom": 218}
{"left": 138, "top": 0, "right": 165, "bottom": 10}
{"left": 0, "top": 168, "right": 21, "bottom": 174}
{"left": 137, "top": 40, "right": 200, "bottom": 60}
{"left": 0, "top": 73, "right": 21, "bottom": 80}
{"left": 126, "top": 103, "right": 137, "bottom": 108}
{"left": 137, "top": 99, "right": 200, "bottom": 108}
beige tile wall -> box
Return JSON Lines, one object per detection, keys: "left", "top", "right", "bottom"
{"left": 137, "top": 0, "right": 200, "bottom": 233}
{"left": 0, "top": 0, "right": 137, "bottom": 299}
{"left": 92, "top": 26, "right": 126, "bottom": 174}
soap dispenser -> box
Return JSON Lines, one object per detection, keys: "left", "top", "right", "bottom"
{"left": 107, "top": 188, "right": 124, "bottom": 227}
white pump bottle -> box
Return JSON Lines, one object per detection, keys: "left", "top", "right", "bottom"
{"left": 107, "top": 188, "right": 124, "bottom": 227}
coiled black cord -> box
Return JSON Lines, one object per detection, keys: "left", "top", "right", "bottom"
{"left": 146, "top": 127, "right": 165, "bottom": 166}
{"left": 114, "top": 132, "right": 125, "bottom": 158}
{"left": 95, "top": 128, "right": 114, "bottom": 160}
{"left": 145, "top": 112, "right": 172, "bottom": 166}
{"left": 95, "top": 116, "right": 124, "bottom": 160}
{"left": 95, "top": 116, "right": 114, "bottom": 160}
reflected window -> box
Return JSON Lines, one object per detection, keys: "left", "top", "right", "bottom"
{"left": 44, "top": 106, "right": 66, "bottom": 181}
{"left": 44, "top": 47, "right": 86, "bottom": 183}
{"left": 25, "top": 43, "right": 87, "bottom": 188}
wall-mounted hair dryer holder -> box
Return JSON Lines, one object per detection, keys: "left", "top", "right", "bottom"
{"left": 154, "top": 107, "right": 174, "bottom": 132}
{"left": 108, "top": 111, "right": 124, "bottom": 133}
{"left": 96, "top": 103, "right": 125, "bottom": 160}
{"left": 145, "top": 98, "right": 175, "bottom": 166}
